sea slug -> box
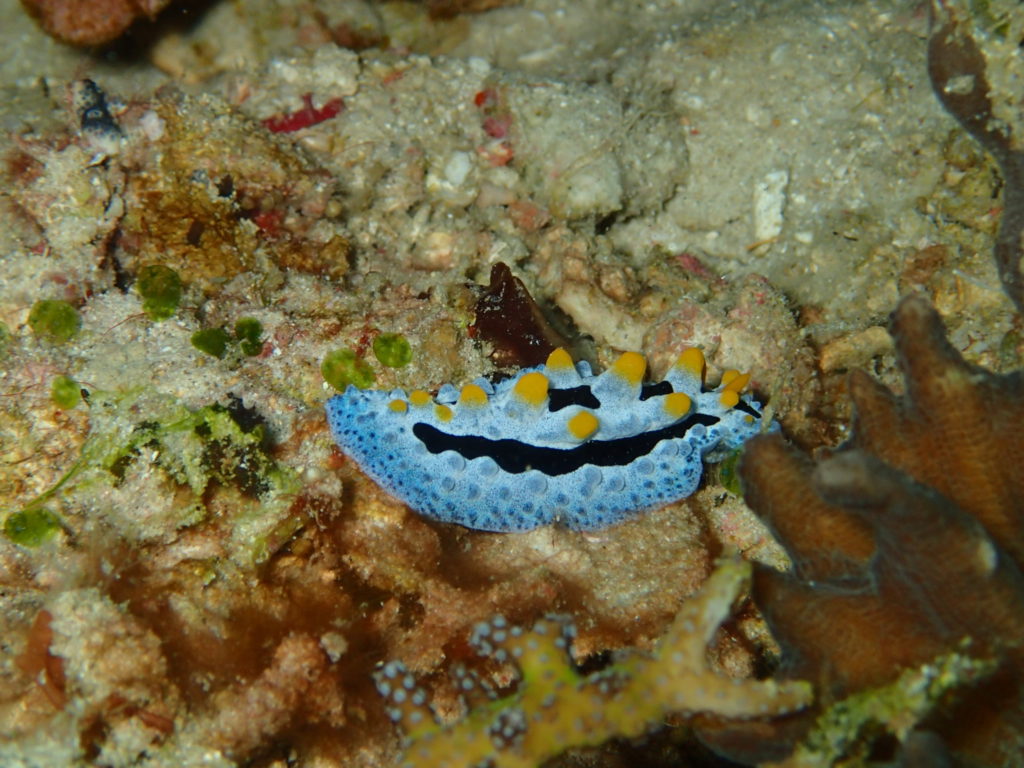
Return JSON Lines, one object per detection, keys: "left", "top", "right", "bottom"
{"left": 327, "top": 347, "right": 772, "bottom": 531}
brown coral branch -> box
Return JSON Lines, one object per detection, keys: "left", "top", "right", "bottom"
{"left": 700, "top": 294, "right": 1024, "bottom": 765}
{"left": 848, "top": 293, "right": 1024, "bottom": 564}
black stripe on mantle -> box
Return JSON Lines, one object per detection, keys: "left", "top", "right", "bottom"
{"left": 412, "top": 412, "right": 721, "bottom": 477}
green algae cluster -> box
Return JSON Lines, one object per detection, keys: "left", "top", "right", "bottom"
{"left": 372, "top": 332, "right": 412, "bottom": 368}
{"left": 28, "top": 299, "right": 80, "bottom": 343}
{"left": 712, "top": 446, "right": 744, "bottom": 497}
{"left": 3, "top": 508, "right": 61, "bottom": 547}
{"left": 322, "top": 348, "right": 376, "bottom": 390}
{"left": 136, "top": 264, "right": 183, "bottom": 321}
{"left": 235, "top": 317, "right": 264, "bottom": 356}
{"left": 50, "top": 375, "right": 81, "bottom": 410}
{"left": 321, "top": 333, "right": 411, "bottom": 391}
{"left": 0, "top": 320, "right": 11, "bottom": 359}
{"left": 191, "top": 318, "right": 265, "bottom": 359}
{"left": 3, "top": 390, "right": 300, "bottom": 564}
{"left": 192, "top": 327, "right": 231, "bottom": 358}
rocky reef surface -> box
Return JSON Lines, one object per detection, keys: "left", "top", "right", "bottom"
{"left": 1, "top": 0, "right": 1023, "bottom": 766}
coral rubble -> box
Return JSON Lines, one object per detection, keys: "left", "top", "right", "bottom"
{"left": 700, "top": 294, "right": 1024, "bottom": 766}
{"left": 3, "top": 1, "right": 1010, "bottom": 765}
{"left": 119, "top": 87, "right": 349, "bottom": 290}
{"left": 19, "top": 0, "right": 172, "bottom": 46}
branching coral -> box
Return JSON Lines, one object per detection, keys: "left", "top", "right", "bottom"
{"left": 377, "top": 558, "right": 811, "bottom": 768}
{"left": 699, "top": 295, "right": 1024, "bottom": 766}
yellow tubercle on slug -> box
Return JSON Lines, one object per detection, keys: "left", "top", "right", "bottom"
{"left": 721, "top": 370, "right": 751, "bottom": 393}
{"left": 410, "top": 390, "right": 432, "bottom": 407}
{"left": 612, "top": 351, "right": 646, "bottom": 387}
{"left": 459, "top": 384, "right": 489, "bottom": 407}
{"left": 435, "top": 404, "right": 453, "bottom": 422}
{"left": 388, "top": 399, "right": 408, "bottom": 413}
{"left": 720, "top": 390, "right": 740, "bottom": 409}
{"left": 545, "top": 347, "right": 575, "bottom": 371}
{"left": 567, "top": 411, "right": 599, "bottom": 440}
{"left": 676, "top": 348, "right": 706, "bottom": 382}
{"left": 514, "top": 372, "right": 549, "bottom": 406}
{"left": 663, "top": 392, "right": 692, "bottom": 420}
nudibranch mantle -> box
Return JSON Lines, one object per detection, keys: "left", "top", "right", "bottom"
{"left": 326, "top": 347, "right": 774, "bottom": 531}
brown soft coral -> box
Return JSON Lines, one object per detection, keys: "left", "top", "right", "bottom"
{"left": 200, "top": 633, "right": 334, "bottom": 760}
{"left": 700, "top": 294, "right": 1024, "bottom": 766}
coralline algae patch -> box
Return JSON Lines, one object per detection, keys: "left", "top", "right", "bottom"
{"left": 328, "top": 345, "right": 772, "bottom": 531}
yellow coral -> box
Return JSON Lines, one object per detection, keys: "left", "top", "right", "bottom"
{"left": 378, "top": 559, "right": 812, "bottom": 768}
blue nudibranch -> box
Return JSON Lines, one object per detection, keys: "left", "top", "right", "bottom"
{"left": 326, "top": 347, "right": 773, "bottom": 531}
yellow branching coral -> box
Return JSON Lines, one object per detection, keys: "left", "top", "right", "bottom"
{"left": 376, "top": 558, "right": 812, "bottom": 768}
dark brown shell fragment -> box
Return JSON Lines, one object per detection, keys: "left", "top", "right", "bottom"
{"left": 471, "top": 262, "right": 570, "bottom": 369}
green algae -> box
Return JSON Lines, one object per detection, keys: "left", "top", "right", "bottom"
{"left": 965, "top": 0, "right": 1014, "bottom": 39}
{"left": 28, "top": 300, "right": 80, "bottom": 344}
{"left": 234, "top": 317, "right": 264, "bottom": 356}
{"left": 191, "top": 327, "right": 231, "bottom": 358}
{"left": 0, "top": 320, "right": 11, "bottom": 359}
{"left": 372, "top": 332, "right": 413, "bottom": 368}
{"left": 192, "top": 320, "right": 265, "bottom": 359}
{"left": 6, "top": 389, "right": 300, "bottom": 565}
{"left": 137, "top": 264, "right": 183, "bottom": 321}
{"left": 3, "top": 508, "right": 61, "bottom": 547}
{"left": 322, "top": 348, "right": 376, "bottom": 390}
{"left": 787, "top": 648, "right": 995, "bottom": 766}
{"left": 50, "top": 375, "right": 81, "bottom": 410}
{"left": 713, "top": 447, "right": 744, "bottom": 497}
{"left": 999, "top": 325, "right": 1023, "bottom": 368}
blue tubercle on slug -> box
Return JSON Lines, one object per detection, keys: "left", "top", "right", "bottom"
{"left": 326, "top": 347, "right": 775, "bottom": 532}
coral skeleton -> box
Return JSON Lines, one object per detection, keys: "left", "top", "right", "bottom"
{"left": 376, "top": 558, "right": 812, "bottom": 768}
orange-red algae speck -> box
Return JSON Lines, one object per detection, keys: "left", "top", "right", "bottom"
{"left": 262, "top": 94, "right": 345, "bottom": 134}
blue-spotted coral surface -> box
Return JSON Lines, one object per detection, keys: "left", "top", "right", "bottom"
{"left": 327, "top": 347, "right": 774, "bottom": 531}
